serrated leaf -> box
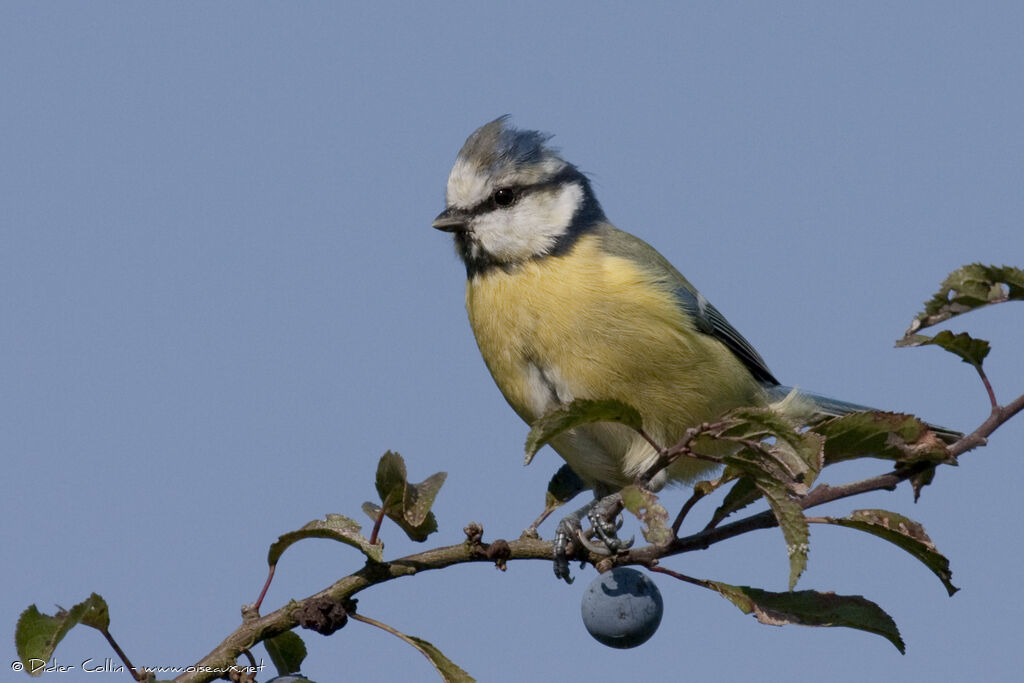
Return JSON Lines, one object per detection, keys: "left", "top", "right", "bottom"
{"left": 525, "top": 399, "right": 643, "bottom": 465}
{"left": 698, "top": 408, "right": 819, "bottom": 589}
{"left": 264, "top": 630, "right": 308, "bottom": 677}
{"left": 714, "top": 407, "right": 825, "bottom": 493}
{"left": 705, "top": 581, "right": 905, "bottom": 653}
{"left": 16, "top": 593, "right": 110, "bottom": 673}
{"left": 355, "top": 613, "right": 474, "bottom": 682}
{"left": 363, "top": 501, "right": 438, "bottom": 543}
{"left": 366, "top": 451, "right": 446, "bottom": 542}
{"left": 544, "top": 464, "right": 586, "bottom": 510}
{"left": 755, "top": 478, "right": 809, "bottom": 590}
{"left": 376, "top": 450, "right": 408, "bottom": 509}
{"left": 77, "top": 595, "right": 109, "bottom": 631}
{"left": 369, "top": 451, "right": 446, "bottom": 540}
{"left": 404, "top": 471, "right": 447, "bottom": 527}
{"left": 404, "top": 634, "right": 474, "bottom": 683}
{"left": 903, "top": 263, "right": 1024, "bottom": 335}
{"left": 813, "top": 411, "right": 953, "bottom": 466}
{"left": 707, "top": 475, "right": 761, "bottom": 528}
{"left": 621, "top": 485, "right": 672, "bottom": 545}
{"left": 817, "top": 509, "right": 958, "bottom": 596}
{"left": 896, "top": 330, "right": 991, "bottom": 369}
{"left": 268, "top": 514, "right": 383, "bottom": 566}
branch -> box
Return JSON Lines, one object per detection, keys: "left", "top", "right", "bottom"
{"left": 175, "top": 389, "right": 1024, "bottom": 682}
{"left": 635, "top": 421, "right": 725, "bottom": 488}
{"left": 977, "top": 365, "right": 999, "bottom": 410}
{"left": 99, "top": 627, "right": 142, "bottom": 682}
{"left": 624, "top": 388, "right": 1024, "bottom": 566}
{"left": 950, "top": 389, "right": 1024, "bottom": 457}
{"left": 671, "top": 485, "right": 709, "bottom": 536}
{"left": 174, "top": 537, "right": 554, "bottom": 683}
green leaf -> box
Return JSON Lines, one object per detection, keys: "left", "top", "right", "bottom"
{"left": 697, "top": 408, "right": 822, "bottom": 589}
{"left": 714, "top": 407, "right": 825, "bottom": 493}
{"left": 402, "top": 634, "right": 474, "bottom": 683}
{"left": 812, "top": 411, "right": 953, "bottom": 466}
{"left": 544, "top": 464, "right": 586, "bottom": 512}
{"left": 376, "top": 450, "right": 409, "bottom": 509}
{"left": 525, "top": 399, "right": 643, "bottom": 465}
{"left": 356, "top": 613, "right": 475, "bottom": 682}
{"left": 369, "top": 451, "right": 446, "bottom": 541}
{"left": 620, "top": 485, "right": 672, "bottom": 545}
{"left": 264, "top": 630, "right": 308, "bottom": 677}
{"left": 707, "top": 475, "right": 761, "bottom": 529}
{"left": 815, "top": 509, "right": 958, "bottom": 596}
{"left": 77, "top": 596, "right": 109, "bottom": 631}
{"left": 404, "top": 471, "right": 447, "bottom": 528}
{"left": 16, "top": 593, "right": 110, "bottom": 674}
{"left": 705, "top": 581, "right": 905, "bottom": 653}
{"left": 363, "top": 501, "right": 438, "bottom": 543}
{"left": 754, "top": 478, "right": 809, "bottom": 590}
{"left": 896, "top": 330, "right": 991, "bottom": 369}
{"left": 903, "top": 263, "right": 1024, "bottom": 335}
{"left": 268, "top": 514, "right": 384, "bottom": 566}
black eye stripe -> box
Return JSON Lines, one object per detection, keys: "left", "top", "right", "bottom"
{"left": 461, "top": 168, "right": 581, "bottom": 219}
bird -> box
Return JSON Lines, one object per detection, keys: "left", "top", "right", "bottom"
{"left": 431, "top": 117, "right": 953, "bottom": 580}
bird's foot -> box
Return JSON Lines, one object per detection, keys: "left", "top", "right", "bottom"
{"left": 582, "top": 492, "right": 635, "bottom": 554}
{"left": 553, "top": 514, "right": 583, "bottom": 584}
{"left": 553, "top": 493, "right": 635, "bottom": 583}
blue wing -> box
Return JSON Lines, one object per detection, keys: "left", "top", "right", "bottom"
{"left": 671, "top": 285, "right": 779, "bottom": 386}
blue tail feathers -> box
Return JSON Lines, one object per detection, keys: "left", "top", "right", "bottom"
{"left": 766, "top": 385, "right": 962, "bottom": 443}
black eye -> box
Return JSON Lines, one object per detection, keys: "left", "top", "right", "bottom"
{"left": 493, "top": 187, "right": 516, "bottom": 207}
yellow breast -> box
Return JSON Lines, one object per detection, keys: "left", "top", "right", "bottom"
{"left": 465, "top": 233, "right": 763, "bottom": 485}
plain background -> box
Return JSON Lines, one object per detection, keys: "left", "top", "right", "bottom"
{"left": 4, "top": 3, "right": 1023, "bottom": 682}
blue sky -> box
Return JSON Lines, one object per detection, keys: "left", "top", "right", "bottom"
{"left": 3, "top": 3, "right": 1023, "bottom": 682}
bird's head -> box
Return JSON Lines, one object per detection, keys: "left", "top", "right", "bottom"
{"left": 433, "top": 117, "right": 604, "bottom": 274}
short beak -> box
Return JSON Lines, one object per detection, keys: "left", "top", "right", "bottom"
{"left": 432, "top": 209, "right": 469, "bottom": 233}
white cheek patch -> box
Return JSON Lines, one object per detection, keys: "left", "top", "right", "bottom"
{"left": 472, "top": 182, "right": 584, "bottom": 262}
{"left": 446, "top": 159, "right": 490, "bottom": 209}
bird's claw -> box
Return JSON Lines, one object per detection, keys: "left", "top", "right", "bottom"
{"left": 553, "top": 516, "right": 582, "bottom": 583}
{"left": 578, "top": 530, "right": 635, "bottom": 555}
{"left": 587, "top": 494, "right": 633, "bottom": 552}
{"left": 552, "top": 493, "right": 634, "bottom": 582}
{"left": 615, "top": 533, "right": 636, "bottom": 551}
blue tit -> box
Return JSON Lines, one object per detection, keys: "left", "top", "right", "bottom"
{"left": 431, "top": 117, "right": 941, "bottom": 578}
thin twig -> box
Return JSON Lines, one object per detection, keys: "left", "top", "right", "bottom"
{"left": 636, "top": 422, "right": 725, "bottom": 487}
{"left": 648, "top": 565, "right": 709, "bottom": 588}
{"left": 671, "top": 486, "right": 708, "bottom": 536}
{"left": 253, "top": 565, "right": 275, "bottom": 614}
{"left": 976, "top": 365, "right": 998, "bottom": 409}
{"left": 526, "top": 507, "right": 556, "bottom": 536}
{"left": 349, "top": 611, "right": 448, "bottom": 672}
{"left": 99, "top": 628, "right": 141, "bottom": 682}
{"left": 635, "top": 427, "right": 665, "bottom": 455}
{"left": 369, "top": 505, "right": 387, "bottom": 546}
